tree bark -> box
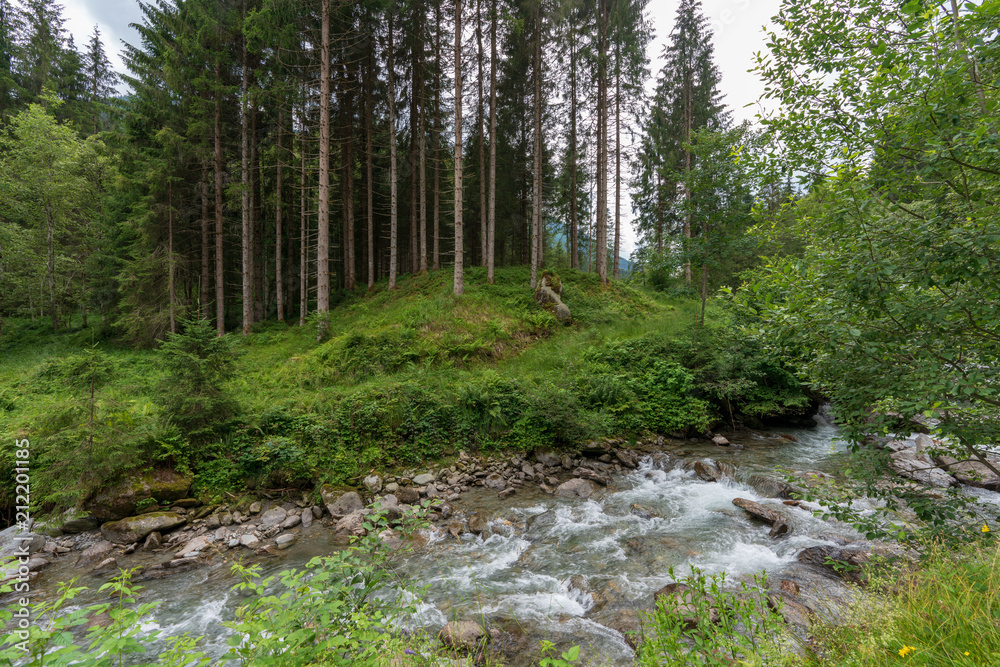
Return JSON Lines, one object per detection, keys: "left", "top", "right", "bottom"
{"left": 388, "top": 9, "right": 398, "bottom": 290}
{"left": 366, "top": 20, "right": 375, "bottom": 289}
{"left": 168, "top": 180, "right": 176, "bottom": 334}
{"left": 433, "top": 0, "right": 442, "bottom": 270}
{"left": 214, "top": 63, "right": 225, "bottom": 336}
{"left": 317, "top": 0, "right": 331, "bottom": 338}
{"left": 418, "top": 4, "right": 428, "bottom": 273}
{"left": 299, "top": 95, "right": 308, "bottom": 326}
{"left": 569, "top": 32, "right": 578, "bottom": 270}
{"left": 531, "top": 0, "right": 542, "bottom": 289}
{"left": 276, "top": 110, "right": 284, "bottom": 320}
{"left": 477, "top": 0, "right": 486, "bottom": 268}
{"left": 595, "top": 0, "right": 608, "bottom": 283}
{"left": 344, "top": 65, "right": 356, "bottom": 291}
{"left": 613, "top": 44, "right": 621, "bottom": 280}
{"left": 201, "top": 164, "right": 211, "bottom": 319}
{"left": 487, "top": 0, "right": 497, "bottom": 283}
{"left": 453, "top": 0, "right": 464, "bottom": 296}
{"left": 241, "top": 35, "right": 253, "bottom": 336}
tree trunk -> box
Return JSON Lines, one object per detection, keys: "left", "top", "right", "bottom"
{"left": 299, "top": 96, "right": 308, "bottom": 326}
{"left": 684, "top": 67, "right": 692, "bottom": 284}
{"left": 276, "top": 111, "right": 284, "bottom": 320}
{"left": 531, "top": 0, "right": 542, "bottom": 289}
{"left": 317, "top": 0, "right": 331, "bottom": 338}
{"left": 453, "top": 0, "right": 464, "bottom": 296}
{"left": 569, "top": 33, "right": 578, "bottom": 270}
{"left": 366, "top": 22, "right": 375, "bottom": 289}
{"left": 214, "top": 63, "right": 225, "bottom": 336}
{"left": 252, "top": 103, "right": 264, "bottom": 321}
{"left": 201, "top": 164, "right": 211, "bottom": 319}
{"left": 388, "top": 9, "right": 398, "bottom": 290}
{"left": 477, "top": 0, "right": 486, "bottom": 268}
{"left": 344, "top": 69, "right": 356, "bottom": 291}
{"left": 487, "top": 0, "right": 497, "bottom": 283}
{"left": 45, "top": 203, "right": 55, "bottom": 329}
{"left": 595, "top": 0, "right": 608, "bottom": 283}
{"left": 433, "top": 0, "right": 442, "bottom": 271}
{"left": 613, "top": 46, "right": 621, "bottom": 280}
{"left": 418, "top": 5, "right": 428, "bottom": 273}
{"left": 241, "top": 35, "right": 253, "bottom": 336}
{"left": 168, "top": 180, "right": 176, "bottom": 334}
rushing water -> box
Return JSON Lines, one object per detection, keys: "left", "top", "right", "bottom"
{"left": 29, "top": 415, "right": 876, "bottom": 664}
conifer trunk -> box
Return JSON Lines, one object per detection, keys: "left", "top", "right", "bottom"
{"left": 241, "top": 35, "right": 253, "bottom": 336}
{"left": 531, "top": 0, "right": 542, "bottom": 289}
{"left": 477, "top": 0, "right": 486, "bottom": 268}
{"left": 366, "top": 24, "right": 375, "bottom": 288}
{"left": 276, "top": 111, "right": 284, "bottom": 320}
{"left": 388, "top": 9, "right": 398, "bottom": 290}
{"left": 201, "top": 164, "right": 211, "bottom": 319}
{"left": 317, "top": 0, "right": 331, "bottom": 336}
{"left": 453, "top": 0, "right": 464, "bottom": 296}
{"left": 214, "top": 64, "right": 225, "bottom": 336}
{"left": 487, "top": 0, "right": 497, "bottom": 283}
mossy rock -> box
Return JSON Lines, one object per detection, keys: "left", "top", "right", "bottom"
{"left": 83, "top": 469, "right": 193, "bottom": 522}
{"left": 100, "top": 512, "right": 186, "bottom": 545}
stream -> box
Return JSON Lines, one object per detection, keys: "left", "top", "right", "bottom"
{"left": 27, "top": 414, "right": 883, "bottom": 664}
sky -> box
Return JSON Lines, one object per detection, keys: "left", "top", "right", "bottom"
{"left": 62, "top": 0, "right": 785, "bottom": 258}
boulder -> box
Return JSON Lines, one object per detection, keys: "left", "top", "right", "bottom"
{"left": 439, "top": 620, "right": 488, "bottom": 650}
{"left": 92, "top": 557, "right": 119, "bottom": 574}
{"left": 275, "top": 534, "right": 297, "bottom": 550}
{"left": 280, "top": 514, "right": 302, "bottom": 530}
{"left": 692, "top": 461, "right": 721, "bottom": 483}
{"left": 59, "top": 509, "right": 100, "bottom": 534}
{"left": 239, "top": 534, "right": 261, "bottom": 549}
{"left": 413, "top": 473, "right": 436, "bottom": 486}
{"left": 143, "top": 532, "right": 162, "bottom": 550}
{"left": 100, "top": 513, "right": 186, "bottom": 545}
{"left": 176, "top": 535, "right": 212, "bottom": 557}
{"left": 614, "top": 449, "right": 639, "bottom": 469}
{"left": 173, "top": 498, "right": 202, "bottom": 509}
{"left": 0, "top": 530, "right": 46, "bottom": 560}
{"left": 467, "top": 512, "right": 489, "bottom": 535}
{"left": 732, "top": 498, "right": 787, "bottom": 527}
{"left": 797, "top": 543, "right": 911, "bottom": 581}
{"left": 653, "top": 583, "right": 719, "bottom": 629}
{"left": 334, "top": 509, "right": 372, "bottom": 537}
{"left": 83, "top": 469, "right": 192, "bottom": 522}
{"left": 484, "top": 473, "right": 506, "bottom": 491}
{"left": 498, "top": 488, "right": 516, "bottom": 500}
{"left": 535, "top": 450, "right": 562, "bottom": 467}
{"left": 533, "top": 273, "right": 572, "bottom": 323}
{"left": 396, "top": 487, "right": 420, "bottom": 505}
{"left": 573, "top": 467, "right": 612, "bottom": 486}
{"left": 76, "top": 540, "right": 115, "bottom": 569}
{"left": 767, "top": 591, "right": 813, "bottom": 627}
{"left": 712, "top": 435, "right": 730, "bottom": 446}
{"left": 363, "top": 475, "right": 383, "bottom": 494}
{"left": 259, "top": 507, "right": 288, "bottom": 528}
{"left": 300, "top": 510, "right": 313, "bottom": 529}
{"left": 248, "top": 502, "right": 262, "bottom": 514}
{"left": 889, "top": 449, "right": 957, "bottom": 488}
{"left": 322, "top": 489, "right": 364, "bottom": 518}
{"left": 934, "top": 454, "right": 1000, "bottom": 491}
{"left": 555, "top": 478, "right": 598, "bottom": 499}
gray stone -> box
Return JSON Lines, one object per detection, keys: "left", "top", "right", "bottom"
{"left": 205, "top": 514, "right": 221, "bottom": 529}
{"left": 213, "top": 527, "right": 229, "bottom": 541}
{"left": 934, "top": 454, "right": 1000, "bottom": 490}
{"left": 535, "top": 450, "right": 562, "bottom": 467}
{"left": 83, "top": 469, "right": 192, "bottom": 522}
{"left": 732, "top": 498, "right": 786, "bottom": 526}
{"left": 248, "top": 501, "right": 262, "bottom": 514}
{"left": 100, "top": 513, "right": 186, "bottom": 545}
{"left": 92, "top": 557, "right": 119, "bottom": 574}
{"left": 693, "top": 461, "right": 721, "bottom": 482}
{"left": 467, "top": 512, "right": 489, "bottom": 535}
{"left": 259, "top": 507, "right": 288, "bottom": 527}
{"left": 554, "top": 478, "right": 597, "bottom": 499}
{"left": 176, "top": 535, "right": 212, "bottom": 556}
{"left": 143, "top": 532, "right": 162, "bottom": 550}
{"left": 77, "top": 540, "right": 115, "bottom": 568}
{"left": 275, "top": 534, "right": 297, "bottom": 549}
{"left": 712, "top": 435, "right": 731, "bottom": 446}
{"left": 323, "top": 491, "right": 364, "bottom": 518}
{"left": 384, "top": 482, "right": 400, "bottom": 494}
{"left": 60, "top": 513, "right": 100, "bottom": 534}
{"left": 424, "top": 483, "right": 440, "bottom": 499}
{"left": 173, "top": 498, "right": 202, "bottom": 509}
{"left": 438, "top": 620, "right": 488, "bottom": 650}
{"left": 334, "top": 509, "right": 372, "bottom": 537}
{"left": 484, "top": 473, "right": 506, "bottom": 490}
{"left": 889, "top": 450, "right": 957, "bottom": 488}
{"left": 311, "top": 506, "right": 323, "bottom": 519}
{"left": 396, "top": 487, "right": 420, "bottom": 505}
{"left": 498, "top": 488, "right": 516, "bottom": 500}
{"left": 363, "top": 475, "right": 383, "bottom": 494}
{"left": 239, "top": 534, "right": 261, "bottom": 549}
{"left": 280, "top": 514, "right": 302, "bottom": 530}
{"left": 413, "top": 473, "right": 436, "bottom": 486}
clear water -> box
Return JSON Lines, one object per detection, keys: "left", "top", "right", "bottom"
{"left": 27, "top": 416, "right": 922, "bottom": 665}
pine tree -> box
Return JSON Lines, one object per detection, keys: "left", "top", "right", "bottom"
{"left": 634, "top": 0, "right": 725, "bottom": 282}
{"left": 82, "top": 27, "right": 117, "bottom": 135}
{"left": 0, "top": 0, "right": 23, "bottom": 120}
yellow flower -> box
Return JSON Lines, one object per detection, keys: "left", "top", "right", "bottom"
{"left": 984, "top": 524, "right": 991, "bottom": 533}
{"left": 899, "top": 645, "right": 915, "bottom": 658}
{"left": 965, "top": 652, "right": 971, "bottom": 656}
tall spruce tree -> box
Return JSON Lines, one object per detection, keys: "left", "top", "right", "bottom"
{"left": 633, "top": 0, "right": 725, "bottom": 282}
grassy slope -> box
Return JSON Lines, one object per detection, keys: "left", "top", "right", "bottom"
{"left": 0, "top": 267, "right": 716, "bottom": 509}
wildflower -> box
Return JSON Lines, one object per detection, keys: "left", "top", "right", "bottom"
{"left": 898, "top": 645, "right": 915, "bottom": 657}
{"left": 965, "top": 652, "right": 970, "bottom": 656}
{"left": 404, "top": 649, "right": 416, "bottom": 655}
{"left": 983, "top": 524, "right": 991, "bottom": 533}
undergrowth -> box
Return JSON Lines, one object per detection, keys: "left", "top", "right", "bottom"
{"left": 0, "top": 267, "right": 810, "bottom": 514}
